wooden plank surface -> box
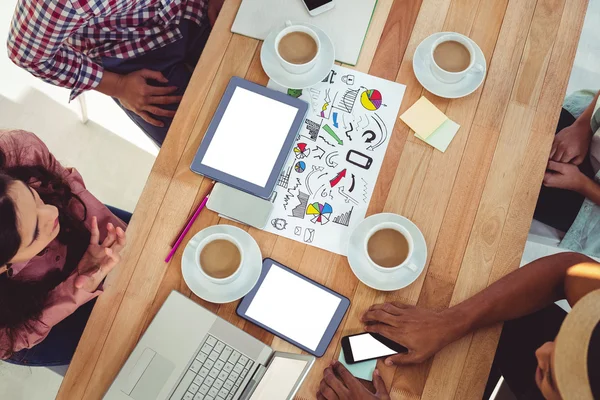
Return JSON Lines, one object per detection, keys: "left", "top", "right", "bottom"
{"left": 58, "top": 0, "right": 588, "bottom": 398}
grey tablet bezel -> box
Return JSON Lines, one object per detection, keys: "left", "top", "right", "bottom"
{"left": 190, "top": 77, "right": 309, "bottom": 199}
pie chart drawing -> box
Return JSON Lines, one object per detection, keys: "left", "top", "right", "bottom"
{"left": 294, "top": 161, "right": 306, "bottom": 173}
{"left": 293, "top": 143, "right": 310, "bottom": 159}
{"left": 360, "top": 89, "right": 383, "bottom": 111}
{"left": 306, "top": 202, "right": 333, "bottom": 225}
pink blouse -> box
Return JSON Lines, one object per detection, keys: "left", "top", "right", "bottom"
{"left": 0, "top": 130, "right": 127, "bottom": 357}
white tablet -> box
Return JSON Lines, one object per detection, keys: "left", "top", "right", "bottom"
{"left": 190, "top": 77, "right": 309, "bottom": 198}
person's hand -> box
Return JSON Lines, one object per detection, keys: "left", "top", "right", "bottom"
{"left": 75, "top": 217, "right": 126, "bottom": 292}
{"left": 317, "top": 361, "right": 390, "bottom": 400}
{"left": 543, "top": 160, "right": 588, "bottom": 192}
{"left": 115, "top": 69, "right": 182, "bottom": 127}
{"left": 550, "top": 124, "right": 592, "bottom": 165}
{"left": 208, "top": 0, "right": 226, "bottom": 26}
{"left": 361, "top": 302, "right": 465, "bottom": 365}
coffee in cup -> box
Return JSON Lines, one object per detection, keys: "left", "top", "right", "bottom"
{"left": 433, "top": 40, "right": 471, "bottom": 73}
{"left": 429, "top": 33, "right": 484, "bottom": 84}
{"left": 367, "top": 228, "right": 410, "bottom": 268}
{"left": 196, "top": 233, "right": 244, "bottom": 284}
{"left": 364, "top": 222, "right": 417, "bottom": 272}
{"left": 274, "top": 21, "right": 321, "bottom": 75}
{"left": 278, "top": 31, "right": 318, "bottom": 65}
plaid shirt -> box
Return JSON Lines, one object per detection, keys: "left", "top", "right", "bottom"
{"left": 7, "top": 0, "right": 208, "bottom": 100}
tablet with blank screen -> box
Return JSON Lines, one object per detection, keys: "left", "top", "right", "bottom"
{"left": 237, "top": 258, "right": 350, "bottom": 357}
{"left": 191, "top": 77, "right": 309, "bottom": 199}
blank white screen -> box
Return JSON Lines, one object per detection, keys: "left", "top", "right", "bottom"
{"left": 348, "top": 333, "right": 397, "bottom": 362}
{"left": 245, "top": 263, "right": 341, "bottom": 351}
{"left": 201, "top": 87, "right": 299, "bottom": 187}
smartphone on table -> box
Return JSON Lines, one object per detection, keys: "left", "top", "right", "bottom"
{"left": 341, "top": 332, "right": 408, "bottom": 364}
{"left": 301, "top": 0, "right": 335, "bottom": 16}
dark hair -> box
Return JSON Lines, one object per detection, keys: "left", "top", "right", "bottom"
{"left": 588, "top": 323, "right": 600, "bottom": 399}
{"left": 0, "top": 148, "right": 90, "bottom": 357}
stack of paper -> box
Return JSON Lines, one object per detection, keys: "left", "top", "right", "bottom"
{"left": 399, "top": 96, "right": 460, "bottom": 152}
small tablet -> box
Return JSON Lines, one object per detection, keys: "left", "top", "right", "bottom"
{"left": 237, "top": 258, "right": 350, "bottom": 357}
{"left": 190, "top": 77, "right": 309, "bottom": 199}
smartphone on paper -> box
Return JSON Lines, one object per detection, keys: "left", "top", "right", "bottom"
{"left": 301, "top": 0, "right": 335, "bottom": 16}
{"left": 341, "top": 332, "right": 407, "bottom": 364}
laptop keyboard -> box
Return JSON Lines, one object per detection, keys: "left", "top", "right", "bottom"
{"left": 171, "top": 335, "right": 255, "bottom": 400}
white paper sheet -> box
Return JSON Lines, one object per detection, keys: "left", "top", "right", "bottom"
{"left": 264, "top": 65, "right": 405, "bottom": 255}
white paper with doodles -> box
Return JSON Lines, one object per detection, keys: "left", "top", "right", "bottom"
{"left": 264, "top": 65, "right": 406, "bottom": 255}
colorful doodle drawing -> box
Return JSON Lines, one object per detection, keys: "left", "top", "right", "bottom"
{"left": 361, "top": 178, "right": 368, "bottom": 203}
{"left": 341, "top": 74, "right": 355, "bottom": 85}
{"left": 295, "top": 161, "right": 306, "bottom": 173}
{"left": 364, "top": 113, "right": 388, "bottom": 151}
{"left": 333, "top": 207, "right": 354, "bottom": 226}
{"left": 294, "top": 143, "right": 311, "bottom": 159}
{"left": 287, "top": 88, "right": 303, "bottom": 98}
{"left": 304, "top": 118, "right": 321, "bottom": 141}
{"left": 294, "top": 226, "right": 302, "bottom": 236}
{"left": 276, "top": 166, "right": 292, "bottom": 188}
{"left": 271, "top": 218, "right": 288, "bottom": 230}
{"left": 320, "top": 89, "right": 337, "bottom": 119}
{"left": 323, "top": 125, "right": 343, "bottom": 145}
{"left": 304, "top": 228, "right": 315, "bottom": 243}
{"left": 333, "top": 112, "right": 339, "bottom": 128}
{"left": 346, "top": 150, "right": 373, "bottom": 170}
{"left": 361, "top": 89, "right": 383, "bottom": 111}
{"left": 329, "top": 168, "right": 346, "bottom": 187}
{"left": 349, "top": 174, "right": 356, "bottom": 192}
{"left": 338, "top": 186, "right": 359, "bottom": 205}
{"left": 305, "top": 166, "right": 325, "bottom": 195}
{"left": 325, "top": 151, "right": 339, "bottom": 168}
{"left": 333, "top": 88, "right": 359, "bottom": 113}
{"left": 290, "top": 191, "right": 309, "bottom": 219}
{"left": 306, "top": 202, "right": 333, "bottom": 225}
{"left": 322, "top": 70, "right": 337, "bottom": 84}
{"left": 312, "top": 146, "right": 326, "bottom": 159}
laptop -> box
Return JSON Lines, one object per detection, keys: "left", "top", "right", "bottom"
{"left": 104, "top": 291, "right": 315, "bottom": 400}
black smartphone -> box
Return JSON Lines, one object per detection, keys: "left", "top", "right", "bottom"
{"left": 341, "top": 332, "right": 407, "bottom": 364}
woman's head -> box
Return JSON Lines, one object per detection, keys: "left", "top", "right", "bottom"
{"left": 535, "top": 341, "right": 561, "bottom": 400}
{"left": 0, "top": 174, "right": 61, "bottom": 268}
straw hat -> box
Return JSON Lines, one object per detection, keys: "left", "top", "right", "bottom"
{"left": 554, "top": 289, "right": 600, "bottom": 400}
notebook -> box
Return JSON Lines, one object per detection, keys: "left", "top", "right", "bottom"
{"left": 231, "top": 0, "right": 378, "bottom": 65}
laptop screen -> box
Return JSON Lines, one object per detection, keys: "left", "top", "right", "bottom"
{"left": 249, "top": 356, "right": 308, "bottom": 400}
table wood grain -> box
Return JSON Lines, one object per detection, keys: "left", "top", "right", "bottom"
{"left": 58, "top": 0, "right": 588, "bottom": 398}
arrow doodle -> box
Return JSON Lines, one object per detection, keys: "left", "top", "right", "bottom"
{"left": 349, "top": 174, "right": 356, "bottom": 192}
{"left": 323, "top": 125, "right": 343, "bottom": 145}
{"left": 362, "top": 130, "right": 376, "bottom": 143}
{"left": 338, "top": 186, "right": 359, "bottom": 205}
{"left": 329, "top": 169, "right": 346, "bottom": 188}
{"left": 325, "top": 151, "right": 339, "bottom": 168}
{"left": 305, "top": 166, "right": 324, "bottom": 195}
{"left": 366, "top": 113, "right": 388, "bottom": 151}
{"left": 312, "top": 146, "right": 326, "bottom": 159}
{"left": 345, "top": 123, "right": 354, "bottom": 141}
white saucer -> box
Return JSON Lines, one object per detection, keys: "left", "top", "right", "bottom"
{"left": 182, "top": 225, "right": 262, "bottom": 304}
{"left": 347, "top": 213, "right": 427, "bottom": 291}
{"left": 413, "top": 32, "right": 487, "bottom": 99}
{"left": 261, "top": 22, "right": 335, "bottom": 89}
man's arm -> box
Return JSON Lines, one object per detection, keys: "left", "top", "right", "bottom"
{"left": 362, "top": 252, "right": 600, "bottom": 364}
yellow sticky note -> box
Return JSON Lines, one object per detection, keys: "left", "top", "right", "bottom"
{"left": 416, "top": 119, "right": 460, "bottom": 152}
{"left": 400, "top": 96, "right": 448, "bottom": 139}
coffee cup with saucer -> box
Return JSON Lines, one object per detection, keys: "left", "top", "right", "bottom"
{"left": 413, "top": 32, "right": 487, "bottom": 99}
{"left": 261, "top": 20, "right": 335, "bottom": 89}
{"left": 182, "top": 225, "right": 262, "bottom": 303}
{"left": 347, "top": 213, "right": 427, "bottom": 291}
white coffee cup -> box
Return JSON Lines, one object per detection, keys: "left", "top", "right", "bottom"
{"left": 195, "top": 233, "right": 244, "bottom": 285}
{"left": 274, "top": 20, "right": 321, "bottom": 75}
{"left": 364, "top": 222, "right": 418, "bottom": 273}
{"left": 429, "top": 33, "right": 484, "bottom": 84}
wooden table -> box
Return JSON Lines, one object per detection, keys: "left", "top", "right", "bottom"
{"left": 58, "top": 0, "right": 588, "bottom": 398}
